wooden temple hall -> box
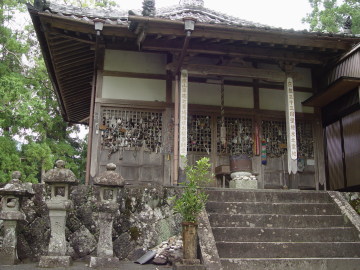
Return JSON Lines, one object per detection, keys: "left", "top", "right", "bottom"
{"left": 28, "top": 0, "right": 360, "bottom": 191}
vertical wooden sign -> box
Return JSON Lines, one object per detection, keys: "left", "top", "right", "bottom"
{"left": 285, "top": 76, "right": 298, "bottom": 174}
{"left": 179, "top": 70, "right": 188, "bottom": 169}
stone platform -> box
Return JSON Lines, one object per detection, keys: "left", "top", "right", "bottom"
{"left": 1, "top": 261, "right": 172, "bottom": 270}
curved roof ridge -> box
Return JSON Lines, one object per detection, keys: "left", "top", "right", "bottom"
{"left": 45, "top": 1, "right": 129, "bottom": 19}
{"left": 156, "top": 4, "right": 270, "bottom": 28}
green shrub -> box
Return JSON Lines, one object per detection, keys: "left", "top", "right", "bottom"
{"left": 172, "top": 157, "right": 212, "bottom": 223}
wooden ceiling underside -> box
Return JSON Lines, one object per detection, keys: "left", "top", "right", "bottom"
{"left": 40, "top": 16, "right": 96, "bottom": 123}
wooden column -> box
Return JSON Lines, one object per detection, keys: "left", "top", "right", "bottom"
{"left": 285, "top": 74, "right": 298, "bottom": 175}
{"left": 173, "top": 75, "right": 180, "bottom": 185}
{"left": 313, "top": 108, "right": 326, "bottom": 190}
{"left": 179, "top": 69, "right": 189, "bottom": 171}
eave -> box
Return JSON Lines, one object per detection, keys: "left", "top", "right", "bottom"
{"left": 303, "top": 77, "right": 360, "bottom": 107}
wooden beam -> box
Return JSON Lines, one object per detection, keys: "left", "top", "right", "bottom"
{"left": 142, "top": 40, "right": 328, "bottom": 65}
{"left": 103, "top": 70, "right": 167, "bottom": 80}
{"left": 303, "top": 78, "right": 360, "bottom": 107}
{"left": 167, "top": 63, "right": 286, "bottom": 82}
{"left": 192, "top": 23, "right": 355, "bottom": 51}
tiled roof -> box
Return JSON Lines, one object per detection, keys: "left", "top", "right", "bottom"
{"left": 156, "top": 5, "right": 269, "bottom": 28}
{"left": 43, "top": 2, "right": 129, "bottom": 25}
{"left": 38, "top": 1, "right": 359, "bottom": 38}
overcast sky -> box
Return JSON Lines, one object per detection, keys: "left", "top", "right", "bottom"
{"left": 120, "top": 0, "right": 312, "bottom": 30}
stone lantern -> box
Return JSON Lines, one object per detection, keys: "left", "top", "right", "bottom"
{"left": 89, "top": 163, "right": 125, "bottom": 268}
{"left": 39, "top": 160, "right": 78, "bottom": 268}
{"left": 0, "top": 171, "right": 34, "bottom": 265}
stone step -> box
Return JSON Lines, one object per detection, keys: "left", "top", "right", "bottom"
{"left": 208, "top": 213, "right": 352, "bottom": 228}
{"left": 206, "top": 201, "right": 340, "bottom": 215}
{"left": 220, "top": 258, "right": 360, "bottom": 270}
{"left": 206, "top": 189, "right": 331, "bottom": 203}
{"left": 212, "top": 227, "right": 359, "bottom": 242}
{"left": 216, "top": 242, "right": 360, "bottom": 258}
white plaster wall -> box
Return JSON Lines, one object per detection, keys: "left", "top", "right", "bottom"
{"left": 259, "top": 88, "right": 314, "bottom": 113}
{"left": 260, "top": 88, "right": 285, "bottom": 111}
{"left": 104, "top": 50, "right": 166, "bottom": 74}
{"left": 181, "top": 82, "right": 253, "bottom": 108}
{"left": 294, "top": 91, "right": 314, "bottom": 113}
{"left": 294, "top": 67, "right": 312, "bottom": 88}
{"left": 102, "top": 76, "right": 166, "bottom": 101}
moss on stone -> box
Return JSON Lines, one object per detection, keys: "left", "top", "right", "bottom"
{"left": 129, "top": 226, "right": 140, "bottom": 241}
{"left": 156, "top": 218, "right": 171, "bottom": 245}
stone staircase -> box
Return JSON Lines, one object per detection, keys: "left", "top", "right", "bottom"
{"left": 204, "top": 189, "right": 360, "bottom": 270}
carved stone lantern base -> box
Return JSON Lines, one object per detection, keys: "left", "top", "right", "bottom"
{"left": 89, "top": 256, "right": 120, "bottom": 268}
{"left": 38, "top": 255, "right": 71, "bottom": 268}
{"left": 229, "top": 171, "right": 258, "bottom": 189}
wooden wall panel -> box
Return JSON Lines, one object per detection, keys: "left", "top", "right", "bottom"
{"left": 343, "top": 110, "right": 360, "bottom": 187}
{"left": 326, "top": 121, "right": 345, "bottom": 190}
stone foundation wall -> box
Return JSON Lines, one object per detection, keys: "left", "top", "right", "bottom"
{"left": 0, "top": 184, "right": 182, "bottom": 263}
{"left": 342, "top": 192, "right": 360, "bottom": 214}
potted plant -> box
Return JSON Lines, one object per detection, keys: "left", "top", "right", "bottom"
{"left": 173, "top": 157, "right": 212, "bottom": 261}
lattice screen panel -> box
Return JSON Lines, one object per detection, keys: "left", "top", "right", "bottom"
{"left": 262, "top": 120, "right": 314, "bottom": 158}
{"left": 261, "top": 120, "right": 287, "bottom": 158}
{"left": 187, "top": 115, "right": 211, "bottom": 153}
{"left": 101, "top": 109, "right": 163, "bottom": 156}
{"left": 297, "top": 121, "right": 314, "bottom": 158}
{"left": 217, "top": 117, "right": 253, "bottom": 155}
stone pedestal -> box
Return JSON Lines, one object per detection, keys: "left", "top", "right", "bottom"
{"left": 39, "top": 199, "right": 72, "bottom": 267}
{"left": 89, "top": 209, "right": 119, "bottom": 268}
{"left": 229, "top": 171, "right": 258, "bottom": 189}
{"left": 174, "top": 259, "right": 206, "bottom": 270}
{"left": 89, "top": 257, "right": 120, "bottom": 268}
{"left": 0, "top": 220, "right": 18, "bottom": 265}
{"left": 38, "top": 256, "right": 71, "bottom": 268}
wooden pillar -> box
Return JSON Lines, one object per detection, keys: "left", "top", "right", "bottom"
{"left": 179, "top": 69, "right": 189, "bottom": 174}
{"left": 86, "top": 41, "right": 104, "bottom": 185}
{"left": 313, "top": 108, "right": 326, "bottom": 190}
{"left": 173, "top": 75, "right": 180, "bottom": 185}
{"left": 285, "top": 74, "right": 298, "bottom": 175}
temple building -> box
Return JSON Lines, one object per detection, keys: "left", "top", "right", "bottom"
{"left": 28, "top": 0, "right": 360, "bottom": 191}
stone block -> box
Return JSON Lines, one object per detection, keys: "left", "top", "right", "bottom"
{"left": 38, "top": 255, "right": 71, "bottom": 268}
{"left": 89, "top": 256, "right": 120, "bottom": 268}
{"left": 229, "top": 179, "right": 258, "bottom": 189}
{"left": 174, "top": 259, "right": 206, "bottom": 270}
{"left": 0, "top": 246, "right": 17, "bottom": 265}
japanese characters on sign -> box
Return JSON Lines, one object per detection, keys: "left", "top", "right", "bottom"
{"left": 285, "top": 77, "right": 298, "bottom": 174}
{"left": 179, "top": 70, "right": 188, "bottom": 158}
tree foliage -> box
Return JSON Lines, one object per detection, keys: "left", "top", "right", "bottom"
{"left": 0, "top": 0, "right": 87, "bottom": 183}
{"left": 303, "top": 0, "right": 360, "bottom": 34}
